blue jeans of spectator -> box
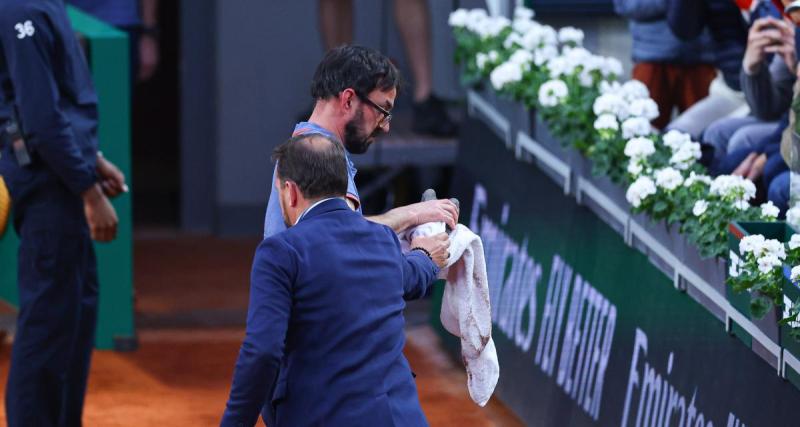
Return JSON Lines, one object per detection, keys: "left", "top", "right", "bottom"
{"left": 769, "top": 171, "right": 791, "bottom": 214}
{"left": 702, "top": 117, "right": 779, "bottom": 175}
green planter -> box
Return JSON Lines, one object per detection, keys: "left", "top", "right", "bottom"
{"left": 726, "top": 221, "right": 794, "bottom": 367}
{"left": 782, "top": 270, "right": 800, "bottom": 389}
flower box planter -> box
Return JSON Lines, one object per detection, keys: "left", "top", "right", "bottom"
{"left": 630, "top": 214, "right": 680, "bottom": 279}
{"left": 533, "top": 114, "right": 571, "bottom": 165}
{"left": 473, "top": 83, "right": 531, "bottom": 150}
{"left": 677, "top": 237, "right": 728, "bottom": 321}
{"left": 726, "top": 221, "right": 794, "bottom": 369}
{"left": 781, "top": 273, "right": 800, "bottom": 390}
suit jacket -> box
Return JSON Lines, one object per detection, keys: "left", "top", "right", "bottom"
{"left": 221, "top": 198, "right": 439, "bottom": 427}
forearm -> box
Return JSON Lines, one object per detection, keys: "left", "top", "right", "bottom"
{"left": 367, "top": 206, "right": 416, "bottom": 233}
{"left": 741, "top": 63, "right": 776, "bottom": 120}
{"left": 402, "top": 251, "right": 440, "bottom": 300}
{"left": 221, "top": 341, "right": 279, "bottom": 427}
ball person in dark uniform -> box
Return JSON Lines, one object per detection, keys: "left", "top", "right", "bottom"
{"left": 0, "top": 0, "right": 127, "bottom": 425}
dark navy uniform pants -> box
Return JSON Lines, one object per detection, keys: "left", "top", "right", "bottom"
{"left": 5, "top": 182, "right": 98, "bottom": 427}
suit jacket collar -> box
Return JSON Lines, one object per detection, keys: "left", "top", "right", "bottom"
{"left": 297, "top": 198, "right": 350, "bottom": 224}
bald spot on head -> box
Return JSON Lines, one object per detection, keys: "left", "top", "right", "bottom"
{"left": 272, "top": 132, "right": 349, "bottom": 200}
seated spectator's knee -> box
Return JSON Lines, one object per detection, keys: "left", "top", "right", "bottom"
{"left": 767, "top": 172, "right": 791, "bottom": 213}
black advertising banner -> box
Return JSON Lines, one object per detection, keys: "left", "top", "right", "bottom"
{"left": 431, "top": 117, "right": 800, "bottom": 426}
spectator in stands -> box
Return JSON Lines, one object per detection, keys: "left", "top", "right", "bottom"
{"left": 318, "top": 0, "right": 457, "bottom": 137}
{"left": 614, "top": 0, "right": 717, "bottom": 130}
{"left": 664, "top": 0, "right": 752, "bottom": 139}
{"left": 718, "top": 114, "right": 790, "bottom": 211}
{"left": 704, "top": 12, "right": 795, "bottom": 174}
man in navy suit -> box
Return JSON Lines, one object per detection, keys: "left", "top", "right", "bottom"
{"left": 221, "top": 133, "right": 450, "bottom": 427}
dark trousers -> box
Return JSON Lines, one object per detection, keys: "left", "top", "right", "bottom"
{"left": 5, "top": 183, "right": 98, "bottom": 427}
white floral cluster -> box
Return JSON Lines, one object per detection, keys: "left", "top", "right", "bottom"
{"left": 538, "top": 79, "right": 568, "bottom": 107}
{"left": 488, "top": 48, "right": 540, "bottom": 89}
{"left": 558, "top": 26, "right": 584, "bottom": 46}
{"left": 623, "top": 137, "right": 655, "bottom": 177}
{"left": 547, "top": 47, "right": 622, "bottom": 87}
{"left": 593, "top": 80, "right": 655, "bottom": 134}
{"left": 476, "top": 50, "right": 500, "bottom": 71}
{"left": 626, "top": 176, "right": 657, "bottom": 208}
{"left": 791, "top": 235, "right": 800, "bottom": 282}
{"left": 661, "top": 130, "right": 701, "bottom": 171}
{"left": 738, "top": 234, "right": 787, "bottom": 274}
{"left": 448, "top": 8, "right": 510, "bottom": 39}
{"left": 709, "top": 175, "right": 757, "bottom": 210}
{"left": 654, "top": 167, "right": 683, "bottom": 191}
{"left": 463, "top": 5, "right": 621, "bottom": 96}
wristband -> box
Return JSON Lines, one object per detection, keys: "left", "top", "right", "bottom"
{"left": 410, "top": 246, "right": 432, "bottom": 260}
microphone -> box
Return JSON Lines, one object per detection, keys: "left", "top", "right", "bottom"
{"left": 421, "top": 189, "right": 459, "bottom": 232}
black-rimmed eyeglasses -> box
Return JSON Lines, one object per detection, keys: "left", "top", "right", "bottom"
{"left": 357, "top": 93, "right": 392, "bottom": 126}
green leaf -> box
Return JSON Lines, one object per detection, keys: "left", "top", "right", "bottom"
{"left": 750, "top": 295, "right": 773, "bottom": 319}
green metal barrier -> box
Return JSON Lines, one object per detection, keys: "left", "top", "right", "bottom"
{"left": 0, "top": 7, "right": 135, "bottom": 350}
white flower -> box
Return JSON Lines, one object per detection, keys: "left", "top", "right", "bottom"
{"left": 683, "top": 171, "right": 713, "bottom": 187}
{"left": 533, "top": 45, "right": 559, "bottom": 66}
{"left": 508, "top": 49, "right": 533, "bottom": 66}
{"left": 514, "top": 6, "right": 535, "bottom": 22}
{"left": 578, "top": 69, "right": 595, "bottom": 87}
{"left": 758, "top": 254, "right": 782, "bottom": 274}
{"left": 512, "top": 18, "right": 535, "bottom": 35}
{"left": 448, "top": 9, "right": 470, "bottom": 27}
{"left": 621, "top": 80, "right": 650, "bottom": 102}
{"left": 538, "top": 79, "right": 569, "bottom": 107}
{"left": 601, "top": 57, "right": 624, "bottom": 77}
{"left": 629, "top": 99, "right": 659, "bottom": 121}
{"left": 599, "top": 80, "right": 622, "bottom": 95}
{"left": 669, "top": 142, "right": 702, "bottom": 170}
{"left": 734, "top": 200, "right": 750, "bottom": 210}
{"left": 710, "top": 175, "right": 756, "bottom": 203}
{"left": 624, "top": 137, "right": 656, "bottom": 160}
{"left": 546, "top": 56, "right": 572, "bottom": 79}
{"left": 489, "top": 61, "right": 523, "bottom": 90}
{"left": 662, "top": 130, "right": 691, "bottom": 151}
{"left": 520, "top": 24, "right": 557, "bottom": 50}
{"left": 463, "top": 9, "right": 489, "bottom": 33}
{"left": 476, "top": 52, "right": 494, "bottom": 70}
{"left": 791, "top": 265, "right": 800, "bottom": 282}
{"left": 471, "top": 15, "right": 511, "bottom": 39}
{"left": 789, "top": 234, "right": 800, "bottom": 250}
{"left": 761, "top": 201, "right": 780, "bottom": 219}
{"left": 762, "top": 239, "right": 787, "bottom": 260}
{"left": 622, "top": 117, "right": 653, "bottom": 139}
{"left": 558, "top": 27, "right": 584, "bottom": 45}
{"left": 627, "top": 161, "right": 644, "bottom": 177}
{"left": 788, "top": 206, "right": 800, "bottom": 229}
{"left": 693, "top": 200, "right": 709, "bottom": 217}
{"left": 503, "top": 32, "right": 523, "bottom": 49}
{"left": 655, "top": 167, "right": 683, "bottom": 191}
{"left": 740, "top": 234, "right": 766, "bottom": 255}
{"left": 592, "top": 93, "right": 629, "bottom": 119}
{"left": 626, "top": 176, "right": 657, "bottom": 208}
{"left": 594, "top": 114, "right": 619, "bottom": 131}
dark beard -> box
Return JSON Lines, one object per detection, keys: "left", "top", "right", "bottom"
{"left": 343, "top": 110, "right": 379, "bottom": 154}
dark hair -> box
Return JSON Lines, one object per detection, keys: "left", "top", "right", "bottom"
{"left": 310, "top": 45, "right": 400, "bottom": 99}
{"left": 272, "top": 134, "right": 348, "bottom": 200}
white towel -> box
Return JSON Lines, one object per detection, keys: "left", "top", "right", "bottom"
{"left": 405, "top": 222, "right": 499, "bottom": 407}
